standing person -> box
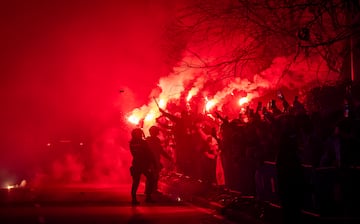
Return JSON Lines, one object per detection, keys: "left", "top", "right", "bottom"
{"left": 129, "top": 128, "right": 156, "bottom": 205}
{"left": 159, "top": 108, "right": 193, "bottom": 175}
{"left": 276, "top": 116, "right": 305, "bottom": 224}
{"left": 146, "top": 125, "right": 173, "bottom": 194}
{"left": 196, "top": 123, "right": 225, "bottom": 186}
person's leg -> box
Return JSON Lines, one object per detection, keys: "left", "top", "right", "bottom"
{"left": 130, "top": 167, "right": 141, "bottom": 204}
{"left": 153, "top": 170, "right": 160, "bottom": 192}
{"left": 144, "top": 170, "right": 155, "bottom": 202}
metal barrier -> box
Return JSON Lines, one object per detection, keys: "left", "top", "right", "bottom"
{"left": 254, "top": 162, "right": 360, "bottom": 217}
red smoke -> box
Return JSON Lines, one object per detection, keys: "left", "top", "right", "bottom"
{"left": 0, "top": 0, "right": 343, "bottom": 187}
{"left": 127, "top": 53, "right": 340, "bottom": 132}
{"left": 0, "top": 1, "right": 183, "bottom": 186}
{"left": 126, "top": 0, "right": 343, "bottom": 130}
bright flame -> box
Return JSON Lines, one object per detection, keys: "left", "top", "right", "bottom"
{"left": 158, "top": 99, "right": 166, "bottom": 108}
{"left": 186, "top": 92, "right": 193, "bottom": 102}
{"left": 125, "top": 33, "right": 340, "bottom": 128}
{"left": 187, "top": 88, "right": 198, "bottom": 102}
{"left": 144, "top": 111, "right": 155, "bottom": 122}
{"left": 238, "top": 97, "right": 249, "bottom": 106}
{"left": 205, "top": 99, "right": 217, "bottom": 111}
{"left": 128, "top": 114, "right": 141, "bottom": 125}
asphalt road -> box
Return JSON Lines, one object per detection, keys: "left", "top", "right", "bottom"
{"left": 0, "top": 183, "right": 237, "bottom": 224}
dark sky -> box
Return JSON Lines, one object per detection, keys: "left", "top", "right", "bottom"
{"left": 0, "top": 1, "right": 183, "bottom": 178}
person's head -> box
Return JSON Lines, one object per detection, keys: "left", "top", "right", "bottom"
{"left": 149, "top": 125, "right": 160, "bottom": 137}
{"left": 131, "top": 128, "right": 145, "bottom": 140}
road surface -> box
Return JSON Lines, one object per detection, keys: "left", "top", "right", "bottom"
{"left": 0, "top": 183, "right": 239, "bottom": 224}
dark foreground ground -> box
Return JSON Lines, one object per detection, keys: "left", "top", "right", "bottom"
{"left": 2, "top": 174, "right": 359, "bottom": 224}
{"left": 0, "top": 182, "right": 239, "bottom": 224}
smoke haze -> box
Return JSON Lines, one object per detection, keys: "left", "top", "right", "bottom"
{"left": 0, "top": 0, "right": 343, "bottom": 186}
{"left": 0, "top": 0, "right": 184, "bottom": 185}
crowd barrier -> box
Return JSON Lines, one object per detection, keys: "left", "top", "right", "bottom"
{"left": 252, "top": 161, "right": 360, "bottom": 217}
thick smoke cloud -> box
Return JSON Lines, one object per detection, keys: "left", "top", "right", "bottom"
{"left": 126, "top": 0, "right": 343, "bottom": 138}
{"left": 0, "top": 1, "right": 184, "bottom": 186}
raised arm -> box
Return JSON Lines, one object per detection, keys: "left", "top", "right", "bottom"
{"left": 159, "top": 108, "right": 180, "bottom": 123}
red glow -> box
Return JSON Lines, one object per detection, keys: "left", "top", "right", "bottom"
{"left": 128, "top": 114, "right": 141, "bottom": 125}
{"left": 205, "top": 99, "right": 217, "bottom": 112}
{"left": 0, "top": 0, "right": 345, "bottom": 187}
{"left": 238, "top": 97, "right": 249, "bottom": 106}
{"left": 1, "top": 1, "right": 185, "bottom": 185}
{"left": 144, "top": 111, "right": 155, "bottom": 122}
{"left": 158, "top": 99, "right": 166, "bottom": 108}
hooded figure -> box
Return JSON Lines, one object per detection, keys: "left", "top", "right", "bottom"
{"left": 146, "top": 125, "right": 173, "bottom": 193}
{"left": 129, "top": 128, "right": 156, "bottom": 205}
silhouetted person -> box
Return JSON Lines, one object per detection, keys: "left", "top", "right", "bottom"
{"left": 196, "top": 123, "right": 223, "bottom": 185}
{"left": 253, "top": 102, "right": 262, "bottom": 122}
{"left": 215, "top": 111, "right": 233, "bottom": 188}
{"left": 129, "top": 128, "right": 156, "bottom": 205}
{"left": 276, "top": 116, "right": 304, "bottom": 224}
{"left": 270, "top": 99, "right": 282, "bottom": 116}
{"left": 262, "top": 107, "right": 275, "bottom": 123}
{"left": 146, "top": 125, "right": 173, "bottom": 193}
{"left": 277, "top": 91, "right": 290, "bottom": 113}
{"left": 159, "top": 108, "right": 192, "bottom": 175}
{"left": 336, "top": 116, "right": 360, "bottom": 215}
{"left": 293, "top": 96, "right": 306, "bottom": 115}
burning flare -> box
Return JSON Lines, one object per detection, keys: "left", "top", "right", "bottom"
{"left": 205, "top": 98, "right": 217, "bottom": 112}
{"left": 238, "top": 97, "right": 249, "bottom": 106}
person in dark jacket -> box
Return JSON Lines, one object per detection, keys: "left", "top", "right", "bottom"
{"left": 276, "top": 116, "right": 305, "bottom": 224}
{"left": 159, "top": 108, "right": 193, "bottom": 175}
{"left": 129, "top": 128, "right": 157, "bottom": 205}
{"left": 146, "top": 125, "right": 173, "bottom": 193}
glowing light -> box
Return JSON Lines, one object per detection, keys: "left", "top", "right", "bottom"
{"left": 144, "top": 112, "right": 155, "bottom": 122}
{"left": 186, "top": 92, "right": 193, "bottom": 102}
{"left": 128, "top": 114, "right": 141, "bottom": 125}
{"left": 20, "top": 180, "right": 27, "bottom": 188}
{"left": 158, "top": 99, "right": 166, "bottom": 108}
{"left": 177, "top": 197, "right": 182, "bottom": 202}
{"left": 205, "top": 99, "right": 217, "bottom": 111}
{"left": 79, "top": 142, "right": 84, "bottom": 146}
{"left": 187, "top": 88, "right": 198, "bottom": 102}
{"left": 46, "top": 143, "right": 51, "bottom": 147}
{"left": 206, "top": 114, "right": 216, "bottom": 120}
{"left": 7, "top": 185, "right": 14, "bottom": 190}
{"left": 238, "top": 97, "right": 249, "bottom": 106}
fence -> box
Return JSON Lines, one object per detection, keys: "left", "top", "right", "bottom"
{"left": 253, "top": 161, "right": 360, "bottom": 217}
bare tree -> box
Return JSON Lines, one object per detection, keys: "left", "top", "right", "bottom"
{"left": 165, "top": 0, "right": 360, "bottom": 85}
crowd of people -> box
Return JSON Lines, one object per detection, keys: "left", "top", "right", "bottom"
{"left": 146, "top": 93, "right": 359, "bottom": 180}
{"left": 128, "top": 89, "right": 360, "bottom": 222}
